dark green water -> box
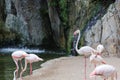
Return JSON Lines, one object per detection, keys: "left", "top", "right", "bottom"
{"left": 0, "top": 52, "right": 66, "bottom": 80}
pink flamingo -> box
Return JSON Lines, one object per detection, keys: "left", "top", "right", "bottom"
{"left": 11, "top": 50, "right": 29, "bottom": 80}
{"left": 90, "top": 52, "right": 106, "bottom": 67}
{"left": 90, "top": 52, "right": 106, "bottom": 80}
{"left": 74, "top": 29, "right": 99, "bottom": 80}
{"left": 20, "top": 54, "right": 43, "bottom": 79}
{"left": 90, "top": 64, "right": 117, "bottom": 80}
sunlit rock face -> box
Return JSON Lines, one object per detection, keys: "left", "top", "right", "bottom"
{"left": 85, "top": 1, "right": 120, "bottom": 56}
{"left": 4, "top": 0, "right": 65, "bottom": 49}
{"left": 5, "top": 0, "right": 51, "bottom": 47}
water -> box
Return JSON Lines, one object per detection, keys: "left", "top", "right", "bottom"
{"left": 0, "top": 48, "right": 45, "bottom": 54}
{"left": 0, "top": 48, "right": 66, "bottom": 80}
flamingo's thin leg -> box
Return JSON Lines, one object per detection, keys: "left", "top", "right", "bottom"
{"left": 30, "top": 63, "right": 32, "bottom": 75}
{"left": 13, "top": 60, "right": 19, "bottom": 79}
{"left": 20, "top": 60, "right": 23, "bottom": 70}
{"left": 84, "top": 56, "right": 87, "bottom": 80}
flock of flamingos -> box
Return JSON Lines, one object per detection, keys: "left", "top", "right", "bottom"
{"left": 11, "top": 29, "right": 117, "bottom": 80}
{"left": 73, "top": 30, "right": 117, "bottom": 80}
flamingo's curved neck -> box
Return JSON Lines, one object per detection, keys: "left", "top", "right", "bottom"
{"left": 75, "top": 31, "right": 81, "bottom": 53}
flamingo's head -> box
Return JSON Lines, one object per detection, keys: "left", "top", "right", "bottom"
{"left": 32, "top": 57, "right": 44, "bottom": 63}
{"left": 38, "top": 57, "right": 44, "bottom": 61}
{"left": 73, "top": 29, "right": 80, "bottom": 36}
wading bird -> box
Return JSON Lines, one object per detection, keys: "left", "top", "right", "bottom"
{"left": 90, "top": 52, "right": 106, "bottom": 67}
{"left": 74, "top": 29, "right": 99, "bottom": 80}
{"left": 90, "top": 64, "right": 117, "bottom": 80}
{"left": 20, "top": 54, "right": 43, "bottom": 79}
{"left": 90, "top": 52, "right": 106, "bottom": 80}
{"left": 11, "top": 50, "right": 29, "bottom": 80}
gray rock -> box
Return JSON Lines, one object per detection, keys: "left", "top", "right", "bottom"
{"left": 85, "top": 2, "right": 120, "bottom": 56}
{"left": 5, "top": 0, "right": 49, "bottom": 46}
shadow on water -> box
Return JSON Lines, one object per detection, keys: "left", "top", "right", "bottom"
{"left": 0, "top": 50, "right": 66, "bottom": 80}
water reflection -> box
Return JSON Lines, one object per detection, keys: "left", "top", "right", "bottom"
{"left": 0, "top": 48, "right": 66, "bottom": 80}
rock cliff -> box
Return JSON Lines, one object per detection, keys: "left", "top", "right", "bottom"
{"left": 2, "top": 0, "right": 66, "bottom": 49}
{"left": 0, "top": 0, "right": 119, "bottom": 56}
{"left": 5, "top": 0, "right": 52, "bottom": 47}
{"left": 85, "top": 1, "right": 120, "bottom": 56}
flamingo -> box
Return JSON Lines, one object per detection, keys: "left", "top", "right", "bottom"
{"left": 74, "top": 29, "right": 99, "bottom": 80}
{"left": 11, "top": 50, "right": 29, "bottom": 80}
{"left": 90, "top": 52, "right": 106, "bottom": 80}
{"left": 20, "top": 54, "right": 43, "bottom": 79}
{"left": 90, "top": 52, "right": 106, "bottom": 67}
{"left": 97, "top": 44, "right": 104, "bottom": 55}
{"left": 90, "top": 64, "right": 117, "bottom": 80}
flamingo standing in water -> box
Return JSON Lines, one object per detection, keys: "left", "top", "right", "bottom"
{"left": 11, "top": 50, "right": 29, "bottom": 80}
{"left": 20, "top": 54, "right": 43, "bottom": 79}
{"left": 90, "top": 64, "right": 117, "bottom": 80}
{"left": 74, "top": 29, "right": 99, "bottom": 80}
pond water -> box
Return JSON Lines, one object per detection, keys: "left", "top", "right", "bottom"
{"left": 0, "top": 48, "right": 66, "bottom": 80}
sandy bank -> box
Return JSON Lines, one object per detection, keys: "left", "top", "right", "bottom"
{"left": 22, "top": 56, "right": 120, "bottom": 80}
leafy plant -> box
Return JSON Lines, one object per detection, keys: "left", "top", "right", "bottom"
{"left": 59, "top": 0, "right": 68, "bottom": 26}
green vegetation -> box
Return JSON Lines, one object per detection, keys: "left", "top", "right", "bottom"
{"left": 66, "top": 31, "right": 72, "bottom": 54}
{"left": 59, "top": 0, "right": 68, "bottom": 26}
{"left": 48, "top": 0, "right": 68, "bottom": 27}
{"left": 48, "top": 0, "right": 57, "bottom": 7}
